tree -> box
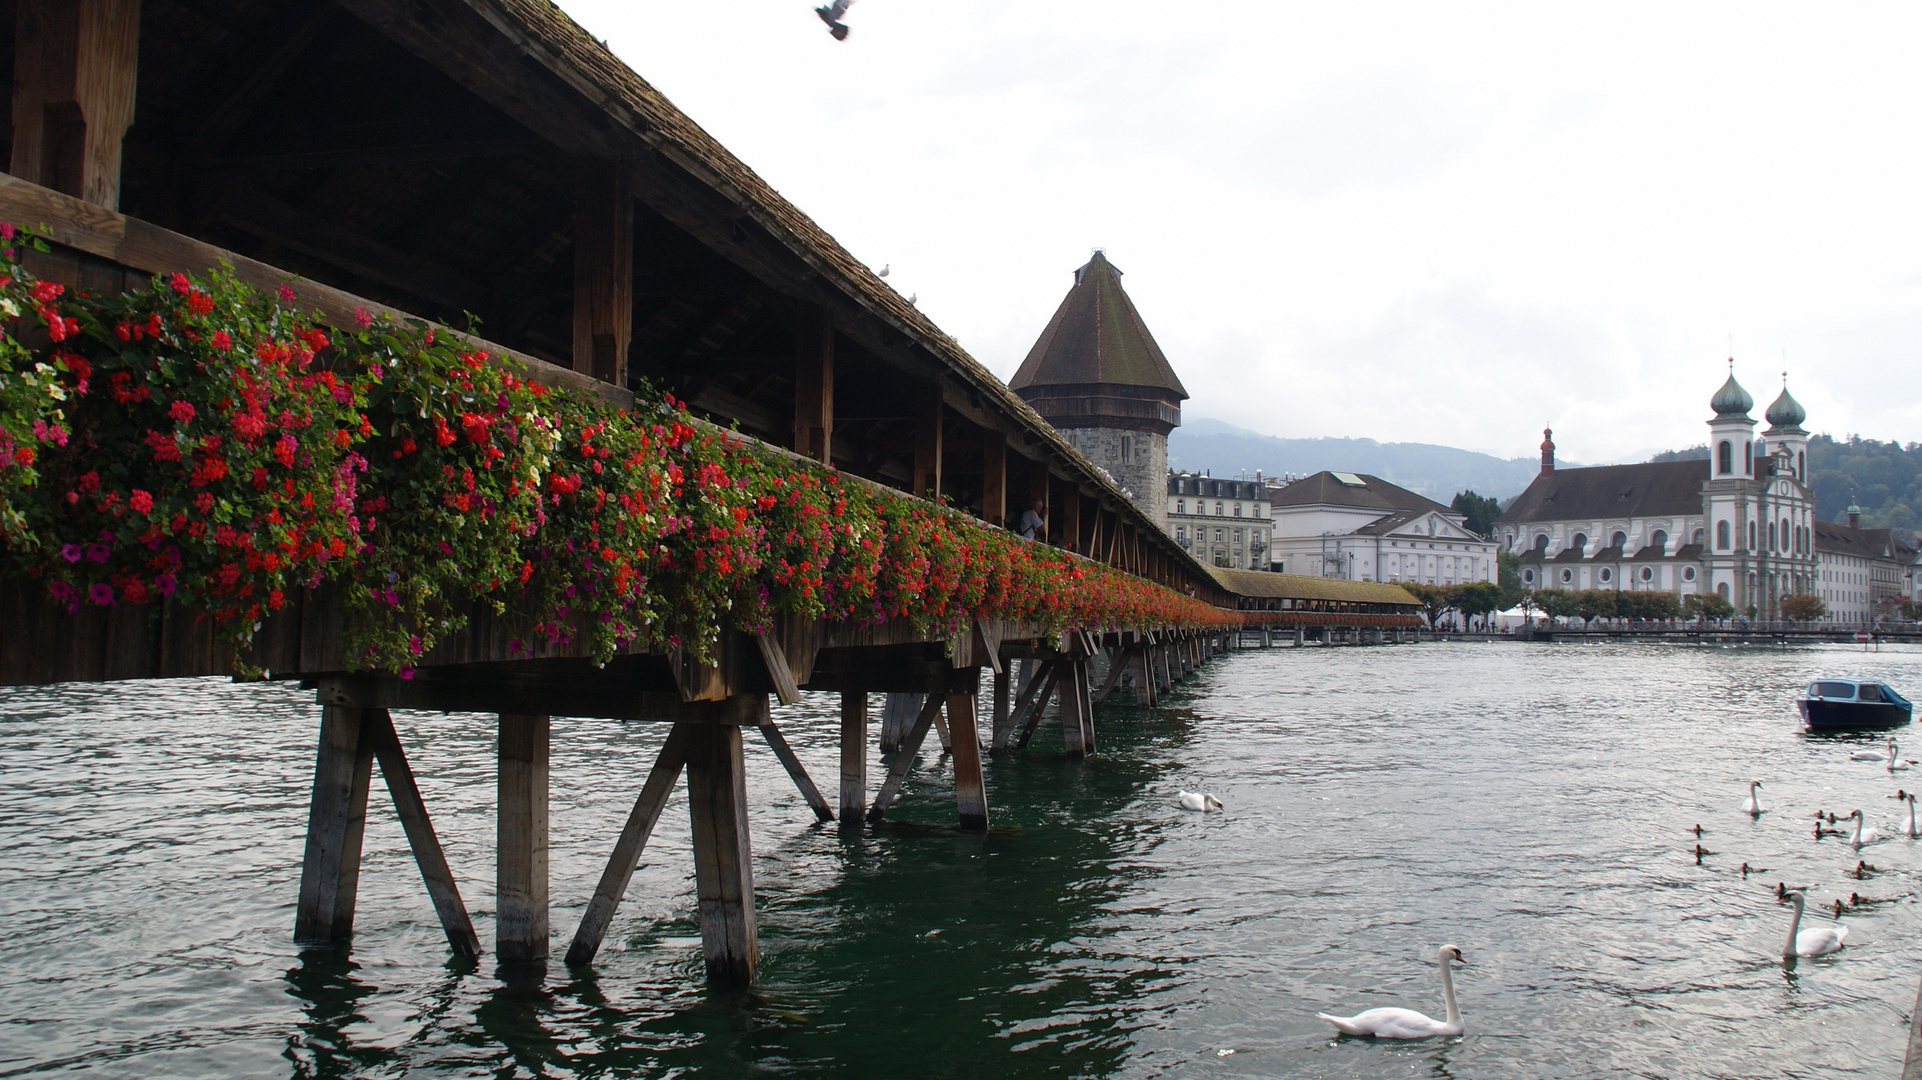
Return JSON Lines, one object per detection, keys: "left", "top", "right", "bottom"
{"left": 1399, "top": 582, "right": 1453, "bottom": 626}
{"left": 1496, "top": 548, "right": 1523, "bottom": 605}
{"left": 1781, "top": 594, "right": 1826, "bottom": 623}
{"left": 1458, "top": 581, "right": 1504, "bottom": 625}
{"left": 1534, "top": 588, "right": 1576, "bottom": 619}
{"left": 1574, "top": 589, "right": 1617, "bottom": 623}
{"left": 1686, "top": 593, "right": 1735, "bottom": 620}
{"left": 1451, "top": 490, "right": 1502, "bottom": 538}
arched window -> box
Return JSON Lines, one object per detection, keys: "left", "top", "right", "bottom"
{"left": 1744, "top": 441, "right": 1752, "bottom": 473}
{"left": 1798, "top": 450, "right": 1805, "bottom": 478}
{"left": 1650, "top": 529, "right": 1669, "bottom": 551}
{"left": 1570, "top": 533, "right": 1588, "bottom": 555}
{"left": 1768, "top": 520, "right": 1776, "bottom": 550}
{"left": 1611, "top": 531, "right": 1627, "bottom": 549}
{"left": 1717, "top": 520, "right": 1730, "bottom": 549}
{"left": 1692, "top": 528, "right": 1704, "bottom": 545}
{"left": 1780, "top": 518, "right": 1789, "bottom": 551}
{"left": 1533, "top": 533, "right": 1549, "bottom": 553}
{"left": 1717, "top": 581, "right": 1729, "bottom": 599}
{"left": 1718, "top": 440, "right": 1733, "bottom": 474}
{"left": 1748, "top": 521, "right": 1756, "bottom": 550}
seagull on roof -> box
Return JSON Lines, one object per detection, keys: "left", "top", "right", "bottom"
{"left": 878, "top": 264, "right": 889, "bottom": 278}
{"left": 815, "top": 0, "right": 854, "bottom": 40}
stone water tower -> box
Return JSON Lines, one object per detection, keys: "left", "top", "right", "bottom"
{"left": 1010, "top": 251, "right": 1188, "bottom": 531}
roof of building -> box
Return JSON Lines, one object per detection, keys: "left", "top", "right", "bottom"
{"left": 1711, "top": 370, "right": 1754, "bottom": 417}
{"left": 1010, "top": 252, "right": 1187, "bottom": 398}
{"left": 1208, "top": 567, "right": 1419, "bottom": 606}
{"left": 1766, "top": 384, "right": 1807, "bottom": 432}
{"left": 1816, "top": 519, "right": 1881, "bottom": 561}
{"left": 1269, "top": 471, "right": 1454, "bottom": 515}
{"left": 1495, "top": 460, "right": 1709, "bottom": 525}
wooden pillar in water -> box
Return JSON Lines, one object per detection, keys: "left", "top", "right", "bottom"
{"left": 572, "top": 159, "right": 633, "bottom": 385}
{"left": 880, "top": 691, "right": 920, "bottom": 751}
{"left": 684, "top": 706, "right": 758, "bottom": 983}
{"left": 947, "top": 691, "right": 988, "bottom": 829}
{"left": 294, "top": 705, "right": 374, "bottom": 947}
{"left": 839, "top": 689, "right": 867, "bottom": 826}
{"left": 11, "top": 0, "right": 141, "bottom": 210}
{"left": 497, "top": 713, "right": 550, "bottom": 962}
{"left": 989, "top": 666, "right": 1011, "bottom": 748}
{"left": 794, "top": 307, "right": 834, "bottom": 462}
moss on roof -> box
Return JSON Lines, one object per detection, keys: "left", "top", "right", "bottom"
{"left": 1207, "top": 567, "right": 1419, "bottom": 606}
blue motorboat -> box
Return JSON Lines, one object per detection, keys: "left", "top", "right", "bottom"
{"left": 1798, "top": 679, "right": 1913, "bottom": 730}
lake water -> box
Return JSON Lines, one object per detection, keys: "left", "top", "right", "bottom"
{"left": 3, "top": 641, "right": 1922, "bottom": 1078}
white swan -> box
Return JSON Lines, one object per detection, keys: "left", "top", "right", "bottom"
{"left": 1781, "top": 890, "right": 1848, "bottom": 958}
{"left": 1741, "top": 780, "right": 1764, "bottom": 815}
{"left": 1850, "top": 743, "right": 1887, "bottom": 762}
{"left": 1907, "top": 795, "right": 1919, "bottom": 839}
{"left": 1177, "top": 790, "right": 1223, "bottom": 812}
{"left": 1319, "top": 945, "right": 1466, "bottom": 1039}
{"left": 1848, "top": 809, "right": 1884, "bottom": 850}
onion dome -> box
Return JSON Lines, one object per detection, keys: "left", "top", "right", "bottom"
{"left": 1710, "top": 367, "right": 1753, "bottom": 417}
{"left": 1765, "top": 384, "right": 1806, "bottom": 431}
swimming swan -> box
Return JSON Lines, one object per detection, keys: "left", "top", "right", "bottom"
{"left": 1781, "top": 890, "right": 1848, "bottom": 958}
{"left": 1741, "top": 780, "right": 1764, "bottom": 815}
{"left": 1850, "top": 744, "right": 1888, "bottom": 762}
{"left": 1177, "top": 790, "right": 1223, "bottom": 812}
{"left": 1848, "top": 809, "right": 1884, "bottom": 850}
{"left": 1319, "top": 945, "right": 1466, "bottom": 1039}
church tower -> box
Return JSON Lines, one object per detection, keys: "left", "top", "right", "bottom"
{"left": 1010, "top": 252, "right": 1188, "bottom": 530}
{"left": 1701, "top": 365, "right": 1756, "bottom": 610}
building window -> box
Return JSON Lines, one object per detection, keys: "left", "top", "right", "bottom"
{"left": 1749, "top": 521, "right": 1756, "bottom": 550}
{"left": 1640, "top": 566, "right": 1653, "bottom": 582}
{"left": 1215, "top": 528, "right": 1225, "bottom": 542}
{"left": 1176, "top": 499, "right": 1184, "bottom": 514}
{"left": 1768, "top": 520, "right": 1775, "bottom": 550}
{"left": 1650, "top": 529, "right": 1668, "bottom": 551}
{"left": 1718, "top": 440, "right": 1732, "bottom": 474}
{"left": 1175, "top": 526, "right": 1185, "bottom": 541}
{"left": 1570, "top": 532, "right": 1588, "bottom": 554}
{"left": 1611, "top": 531, "right": 1626, "bottom": 549}
{"left": 1717, "top": 520, "right": 1730, "bottom": 549}
{"left": 1215, "top": 502, "right": 1223, "bottom": 515}
{"left": 1684, "top": 567, "right": 1697, "bottom": 581}
{"left": 1561, "top": 568, "right": 1573, "bottom": 583}
{"left": 1523, "top": 569, "right": 1535, "bottom": 585}
{"left": 1600, "top": 568, "right": 1613, "bottom": 583}
{"left": 1233, "top": 528, "right": 1243, "bottom": 543}
{"left": 1693, "top": 528, "right": 1704, "bottom": 545}
{"left": 1744, "top": 441, "right": 1752, "bottom": 473}
{"left": 1233, "top": 503, "right": 1242, "bottom": 517}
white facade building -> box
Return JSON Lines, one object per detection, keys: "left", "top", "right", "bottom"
{"left": 1266, "top": 471, "right": 1497, "bottom": 585}
{"left": 1167, "top": 472, "right": 1269, "bottom": 569}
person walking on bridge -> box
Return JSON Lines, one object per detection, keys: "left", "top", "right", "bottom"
{"left": 1017, "top": 498, "right": 1047, "bottom": 542}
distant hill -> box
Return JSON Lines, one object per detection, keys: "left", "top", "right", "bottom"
{"left": 1168, "top": 418, "right": 1546, "bottom": 502}
{"left": 1654, "top": 435, "right": 1922, "bottom": 534}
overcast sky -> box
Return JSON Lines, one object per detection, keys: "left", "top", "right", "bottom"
{"left": 565, "top": 1, "right": 1922, "bottom": 464}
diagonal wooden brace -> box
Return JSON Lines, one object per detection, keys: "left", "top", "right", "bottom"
{"left": 564, "top": 724, "right": 693, "bottom": 967}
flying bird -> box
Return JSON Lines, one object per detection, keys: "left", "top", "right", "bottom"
{"left": 815, "top": 0, "right": 854, "bottom": 40}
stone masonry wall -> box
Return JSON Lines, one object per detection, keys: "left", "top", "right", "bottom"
{"left": 1062, "top": 426, "right": 1168, "bottom": 532}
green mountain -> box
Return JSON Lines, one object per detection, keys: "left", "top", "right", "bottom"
{"left": 1651, "top": 434, "right": 1922, "bottom": 533}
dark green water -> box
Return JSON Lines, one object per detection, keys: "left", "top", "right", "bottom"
{"left": 4, "top": 642, "right": 1922, "bottom": 1078}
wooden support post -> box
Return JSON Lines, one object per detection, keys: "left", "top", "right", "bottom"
{"left": 1131, "top": 646, "right": 1156, "bottom": 707}
{"left": 564, "top": 724, "right": 692, "bottom": 967}
{"left": 1027, "top": 466, "right": 1050, "bottom": 541}
{"left": 947, "top": 692, "right": 988, "bottom": 829}
{"left": 11, "top": 0, "right": 141, "bottom": 210}
{"left": 685, "top": 713, "right": 758, "bottom": 983}
{"left": 755, "top": 717, "right": 834, "bottom": 823}
{"left": 933, "top": 709, "right": 953, "bottom": 752}
{"left": 880, "top": 691, "right": 920, "bottom": 751}
{"left": 364, "top": 710, "right": 482, "bottom": 958}
{"left": 793, "top": 307, "right": 834, "bottom": 462}
{"left": 982, "top": 433, "right": 1006, "bottom": 527}
{"left": 1065, "top": 654, "right": 1095, "bottom": 756}
{"left": 839, "top": 689, "right": 867, "bottom": 825}
{"left": 294, "top": 705, "right": 375, "bottom": 947}
{"left": 913, "top": 381, "right": 943, "bottom": 500}
{"left": 990, "top": 666, "right": 1011, "bottom": 751}
{"left": 572, "top": 158, "right": 634, "bottom": 385}
{"left": 869, "top": 693, "right": 945, "bottom": 820}
{"left": 497, "top": 713, "right": 550, "bottom": 962}
{"left": 1061, "top": 490, "right": 1081, "bottom": 553}
{"left": 1092, "top": 646, "right": 1131, "bottom": 704}
{"left": 1157, "top": 644, "right": 1174, "bottom": 691}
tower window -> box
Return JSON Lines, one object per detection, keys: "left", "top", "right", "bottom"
{"left": 1718, "top": 520, "right": 1730, "bottom": 549}
{"left": 1718, "top": 440, "right": 1732, "bottom": 474}
{"left": 1121, "top": 436, "right": 1133, "bottom": 460}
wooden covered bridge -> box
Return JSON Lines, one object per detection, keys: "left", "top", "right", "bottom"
{"left": 1209, "top": 568, "right": 1424, "bottom": 644}
{"left": 0, "top": 0, "right": 1270, "bottom": 984}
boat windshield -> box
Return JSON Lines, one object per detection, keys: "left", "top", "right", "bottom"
{"left": 1858, "top": 683, "right": 1886, "bottom": 702}
{"left": 1811, "top": 681, "right": 1858, "bottom": 699}
{"left": 1881, "top": 684, "right": 1910, "bottom": 706}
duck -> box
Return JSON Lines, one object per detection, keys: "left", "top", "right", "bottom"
{"left": 1852, "top": 860, "right": 1878, "bottom": 879}
{"left": 1177, "top": 790, "right": 1224, "bottom": 812}
{"left": 1741, "top": 780, "right": 1764, "bottom": 815}
{"left": 1780, "top": 890, "right": 1848, "bottom": 958}
{"left": 1318, "top": 945, "right": 1466, "bottom": 1039}
{"left": 1693, "top": 844, "right": 1711, "bottom": 864}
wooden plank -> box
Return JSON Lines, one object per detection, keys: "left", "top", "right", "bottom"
{"left": 497, "top": 713, "right": 550, "bottom": 962}
{"left": 879, "top": 691, "right": 921, "bottom": 752}
{"left": 867, "top": 693, "right": 944, "bottom": 821}
{"left": 685, "top": 715, "right": 758, "bottom": 983}
{"left": 12, "top": 0, "right": 140, "bottom": 210}
{"left": 573, "top": 157, "right": 634, "bottom": 384}
{"left": 793, "top": 306, "right": 834, "bottom": 462}
{"left": 839, "top": 689, "right": 867, "bottom": 825}
{"left": 755, "top": 716, "right": 834, "bottom": 823}
{"left": 364, "top": 709, "right": 482, "bottom": 958}
{"left": 1062, "top": 493, "right": 1081, "bottom": 555}
{"left": 947, "top": 692, "right": 988, "bottom": 830}
{"left": 755, "top": 632, "right": 801, "bottom": 706}
{"left": 1070, "top": 655, "right": 1096, "bottom": 756}
{"left": 563, "top": 722, "right": 691, "bottom": 967}
{"left": 294, "top": 705, "right": 374, "bottom": 946}
{"left": 913, "top": 380, "right": 943, "bottom": 500}
{"left": 972, "top": 620, "right": 1003, "bottom": 676}
{"left": 982, "top": 433, "right": 1006, "bottom": 528}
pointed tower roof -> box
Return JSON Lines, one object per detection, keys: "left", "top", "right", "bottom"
{"left": 1710, "top": 361, "right": 1753, "bottom": 418}
{"left": 1010, "top": 252, "right": 1188, "bottom": 398}
{"left": 1765, "top": 374, "right": 1806, "bottom": 432}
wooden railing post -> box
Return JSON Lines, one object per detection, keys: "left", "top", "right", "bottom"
{"left": 497, "top": 713, "right": 550, "bottom": 962}
{"left": 11, "top": 0, "right": 140, "bottom": 210}
{"left": 914, "top": 381, "right": 943, "bottom": 500}
{"left": 982, "top": 433, "right": 1006, "bottom": 527}
{"left": 572, "top": 158, "right": 633, "bottom": 385}
{"left": 294, "top": 705, "right": 374, "bottom": 947}
{"left": 794, "top": 307, "right": 834, "bottom": 462}
{"left": 685, "top": 705, "right": 758, "bottom": 983}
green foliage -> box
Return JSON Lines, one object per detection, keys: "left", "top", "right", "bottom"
{"left": 1781, "top": 593, "right": 1826, "bottom": 622}
{"left": 1655, "top": 435, "right": 1922, "bottom": 534}
{"left": 1451, "top": 490, "right": 1501, "bottom": 537}
{"left": 1457, "top": 580, "right": 1503, "bottom": 619}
